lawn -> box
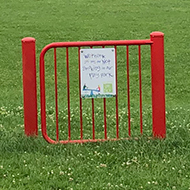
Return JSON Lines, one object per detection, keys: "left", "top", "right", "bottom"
{"left": 1, "top": 0, "right": 190, "bottom": 189}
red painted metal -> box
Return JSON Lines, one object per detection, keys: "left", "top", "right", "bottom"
{"left": 89, "top": 46, "right": 96, "bottom": 140}
{"left": 115, "top": 46, "right": 119, "bottom": 139}
{"left": 40, "top": 40, "right": 153, "bottom": 55}
{"left": 40, "top": 44, "right": 47, "bottom": 141}
{"left": 36, "top": 34, "right": 166, "bottom": 144}
{"left": 54, "top": 48, "right": 59, "bottom": 141}
{"left": 103, "top": 98, "right": 107, "bottom": 140}
{"left": 138, "top": 45, "right": 143, "bottom": 135}
{"left": 92, "top": 99, "right": 95, "bottom": 139}
{"left": 102, "top": 45, "right": 107, "bottom": 140}
{"left": 22, "top": 37, "right": 38, "bottom": 136}
{"left": 66, "top": 47, "right": 71, "bottom": 140}
{"left": 150, "top": 32, "right": 166, "bottom": 138}
{"left": 59, "top": 138, "right": 126, "bottom": 144}
{"left": 78, "top": 47, "right": 83, "bottom": 140}
{"left": 126, "top": 46, "right": 131, "bottom": 137}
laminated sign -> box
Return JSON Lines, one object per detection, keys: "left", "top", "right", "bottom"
{"left": 80, "top": 48, "right": 116, "bottom": 98}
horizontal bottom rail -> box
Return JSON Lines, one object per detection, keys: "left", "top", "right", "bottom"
{"left": 44, "top": 137, "right": 154, "bottom": 144}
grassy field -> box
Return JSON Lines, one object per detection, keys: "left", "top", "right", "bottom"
{"left": 1, "top": 0, "right": 190, "bottom": 189}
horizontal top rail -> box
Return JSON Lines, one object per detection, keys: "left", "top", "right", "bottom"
{"left": 40, "top": 39, "right": 153, "bottom": 56}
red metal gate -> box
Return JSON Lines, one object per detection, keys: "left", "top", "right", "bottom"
{"left": 22, "top": 32, "right": 166, "bottom": 144}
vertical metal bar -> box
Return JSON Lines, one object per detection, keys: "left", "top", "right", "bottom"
{"left": 138, "top": 45, "right": 143, "bottom": 135}
{"left": 102, "top": 45, "right": 107, "bottom": 140}
{"left": 54, "top": 48, "right": 59, "bottom": 141}
{"left": 40, "top": 49, "right": 47, "bottom": 140}
{"left": 66, "top": 47, "right": 71, "bottom": 140}
{"left": 115, "top": 46, "right": 119, "bottom": 139}
{"left": 103, "top": 98, "right": 107, "bottom": 139}
{"left": 78, "top": 47, "right": 83, "bottom": 139}
{"left": 89, "top": 46, "right": 95, "bottom": 139}
{"left": 126, "top": 46, "right": 131, "bottom": 137}
{"left": 92, "top": 98, "right": 95, "bottom": 139}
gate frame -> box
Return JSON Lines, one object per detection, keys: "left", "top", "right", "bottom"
{"left": 22, "top": 31, "right": 166, "bottom": 141}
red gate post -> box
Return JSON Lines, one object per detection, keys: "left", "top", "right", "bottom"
{"left": 150, "top": 32, "right": 166, "bottom": 138}
{"left": 22, "top": 37, "right": 38, "bottom": 136}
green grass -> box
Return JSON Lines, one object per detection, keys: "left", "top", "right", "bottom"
{"left": 1, "top": 0, "right": 190, "bottom": 189}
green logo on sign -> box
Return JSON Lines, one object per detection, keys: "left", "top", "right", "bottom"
{"left": 103, "top": 83, "right": 113, "bottom": 93}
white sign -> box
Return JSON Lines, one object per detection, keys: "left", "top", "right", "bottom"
{"left": 80, "top": 48, "right": 116, "bottom": 98}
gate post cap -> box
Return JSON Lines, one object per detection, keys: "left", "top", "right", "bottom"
{"left": 22, "top": 37, "right": 36, "bottom": 43}
{"left": 150, "top": 32, "right": 164, "bottom": 37}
